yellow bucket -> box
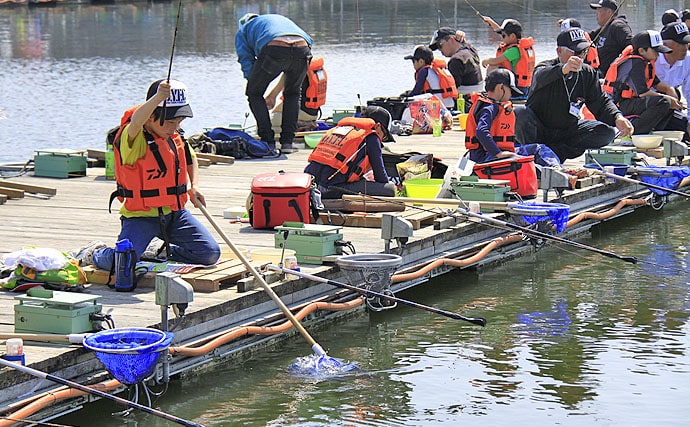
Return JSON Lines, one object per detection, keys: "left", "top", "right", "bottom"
{"left": 457, "top": 113, "right": 469, "bottom": 131}
{"left": 403, "top": 179, "right": 444, "bottom": 198}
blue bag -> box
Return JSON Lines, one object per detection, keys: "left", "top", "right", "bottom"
{"left": 203, "top": 128, "right": 279, "bottom": 158}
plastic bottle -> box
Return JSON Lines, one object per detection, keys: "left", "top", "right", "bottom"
{"left": 114, "top": 238, "right": 136, "bottom": 292}
{"left": 433, "top": 118, "right": 442, "bottom": 137}
{"left": 456, "top": 96, "right": 465, "bottom": 113}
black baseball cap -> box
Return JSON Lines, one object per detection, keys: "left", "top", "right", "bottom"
{"left": 590, "top": 0, "right": 618, "bottom": 11}
{"left": 661, "top": 22, "right": 690, "bottom": 44}
{"left": 362, "top": 106, "right": 394, "bottom": 142}
{"left": 146, "top": 79, "right": 193, "bottom": 120}
{"left": 429, "top": 27, "right": 456, "bottom": 50}
{"left": 485, "top": 69, "right": 523, "bottom": 96}
{"left": 632, "top": 30, "right": 672, "bottom": 53}
{"left": 662, "top": 9, "right": 681, "bottom": 25}
{"left": 494, "top": 19, "right": 522, "bottom": 35}
{"left": 404, "top": 45, "right": 434, "bottom": 62}
{"left": 557, "top": 28, "right": 592, "bottom": 52}
{"left": 560, "top": 18, "right": 582, "bottom": 31}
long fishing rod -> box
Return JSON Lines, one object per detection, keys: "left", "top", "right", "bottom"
{"left": 0, "top": 358, "right": 203, "bottom": 427}
{"left": 160, "top": 0, "right": 184, "bottom": 125}
{"left": 265, "top": 264, "right": 487, "bottom": 327}
{"left": 456, "top": 207, "right": 637, "bottom": 264}
{"left": 332, "top": 187, "right": 637, "bottom": 264}
{"left": 590, "top": 0, "right": 628, "bottom": 46}
{"left": 591, "top": 158, "right": 690, "bottom": 198}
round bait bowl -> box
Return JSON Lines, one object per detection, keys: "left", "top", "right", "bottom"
{"left": 303, "top": 132, "right": 325, "bottom": 148}
{"left": 632, "top": 134, "right": 663, "bottom": 149}
{"left": 651, "top": 130, "right": 684, "bottom": 141}
{"left": 403, "top": 178, "right": 444, "bottom": 198}
{"left": 337, "top": 253, "right": 402, "bottom": 293}
{"left": 83, "top": 327, "right": 174, "bottom": 385}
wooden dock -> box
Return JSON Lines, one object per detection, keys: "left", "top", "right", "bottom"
{"left": 0, "top": 127, "right": 679, "bottom": 423}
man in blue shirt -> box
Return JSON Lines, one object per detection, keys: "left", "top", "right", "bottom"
{"left": 235, "top": 13, "right": 313, "bottom": 153}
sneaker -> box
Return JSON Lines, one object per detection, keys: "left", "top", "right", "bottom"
{"left": 69, "top": 241, "right": 107, "bottom": 267}
{"left": 280, "top": 143, "right": 298, "bottom": 153}
{"left": 141, "top": 237, "right": 166, "bottom": 261}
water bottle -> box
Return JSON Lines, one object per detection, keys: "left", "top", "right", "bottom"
{"left": 104, "top": 142, "right": 115, "bottom": 180}
{"left": 456, "top": 96, "right": 465, "bottom": 113}
{"left": 114, "top": 238, "right": 136, "bottom": 292}
{"left": 433, "top": 118, "right": 442, "bottom": 137}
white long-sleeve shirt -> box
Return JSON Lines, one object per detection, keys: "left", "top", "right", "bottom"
{"left": 656, "top": 53, "right": 690, "bottom": 120}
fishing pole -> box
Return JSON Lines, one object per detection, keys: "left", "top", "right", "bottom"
{"left": 160, "top": 0, "right": 184, "bottom": 125}
{"left": 265, "top": 264, "right": 487, "bottom": 327}
{"left": 456, "top": 207, "right": 638, "bottom": 264}
{"left": 591, "top": 159, "right": 690, "bottom": 198}
{"left": 332, "top": 187, "right": 637, "bottom": 264}
{"left": 590, "top": 0, "right": 628, "bottom": 46}
{"left": 0, "top": 358, "right": 203, "bottom": 427}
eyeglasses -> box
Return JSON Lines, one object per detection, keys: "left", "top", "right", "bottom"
{"left": 563, "top": 46, "right": 589, "bottom": 59}
{"left": 438, "top": 37, "right": 450, "bottom": 48}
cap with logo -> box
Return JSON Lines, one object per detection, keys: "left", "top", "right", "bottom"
{"left": 557, "top": 28, "right": 592, "bottom": 52}
{"left": 362, "top": 106, "right": 395, "bottom": 142}
{"left": 661, "top": 22, "right": 690, "bottom": 44}
{"left": 404, "top": 45, "right": 434, "bottom": 62}
{"left": 485, "top": 68, "right": 523, "bottom": 96}
{"left": 632, "top": 30, "right": 672, "bottom": 53}
{"left": 560, "top": 18, "right": 582, "bottom": 32}
{"left": 146, "top": 79, "right": 193, "bottom": 120}
{"left": 494, "top": 19, "right": 522, "bottom": 35}
{"left": 589, "top": 0, "right": 618, "bottom": 11}
{"left": 429, "top": 27, "right": 456, "bottom": 50}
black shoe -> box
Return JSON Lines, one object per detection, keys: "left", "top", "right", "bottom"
{"left": 281, "top": 143, "right": 298, "bottom": 153}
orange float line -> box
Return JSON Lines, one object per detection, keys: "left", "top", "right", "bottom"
{"left": 566, "top": 198, "right": 647, "bottom": 228}
{"left": 391, "top": 234, "right": 524, "bottom": 283}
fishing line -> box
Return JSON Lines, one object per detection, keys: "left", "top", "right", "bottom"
{"left": 160, "top": 0, "right": 184, "bottom": 125}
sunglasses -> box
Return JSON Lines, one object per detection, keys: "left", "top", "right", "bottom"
{"left": 563, "top": 46, "right": 589, "bottom": 59}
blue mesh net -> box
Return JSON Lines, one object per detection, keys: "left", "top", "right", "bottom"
{"left": 513, "top": 202, "right": 570, "bottom": 234}
{"left": 83, "top": 328, "right": 174, "bottom": 385}
{"left": 635, "top": 166, "right": 690, "bottom": 195}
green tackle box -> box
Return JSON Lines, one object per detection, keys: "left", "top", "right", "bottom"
{"left": 14, "top": 290, "right": 102, "bottom": 334}
{"left": 34, "top": 149, "right": 87, "bottom": 178}
{"left": 584, "top": 146, "right": 636, "bottom": 166}
{"left": 274, "top": 223, "right": 344, "bottom": 265}
{"left": 450, "top": 177, "right": 510, "bottom": 211}
{"left": 332, "top": 109, "right": 357, "bottom": 124}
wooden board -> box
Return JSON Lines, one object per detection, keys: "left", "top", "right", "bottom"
{"left": 322, "top": 198, "right": 405, "bottom": 213}
{"left": 319, "top": 208, "right": 441, "bottom": 229}
{"left": 196, "top": 153, "right": 236, "bottom": 165}
{"left": 0, "top": 181, "right": 57, "bottom": 196}
{"left": 0, "top": 187, "right": 24, "bottom": 199}
{"left": 83, "top": 259, "right": 251, "bottom": 293}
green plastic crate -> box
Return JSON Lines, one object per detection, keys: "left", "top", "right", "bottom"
{"left": 14, "top": 291, "right": 102, "bottom": 334}
{"left": 34, "top": 149, "right": 87, "bottom": 178}
{"left": 274, "top": 223, "right": 344, "bottom": 264}
{"left": 584, "top": 146, "right": 635, "bottom": 165}
{"left": 450, "top": 177, "right": 510, "bottom": 212}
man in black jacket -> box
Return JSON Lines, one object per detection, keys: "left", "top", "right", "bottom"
{"left": 589, "top": 0, "right": 633, "bottom": 77}
{"left": 514, "top": 28, "right": 634, "bottom": 162}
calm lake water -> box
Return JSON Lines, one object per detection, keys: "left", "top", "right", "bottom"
{"left": 0, "top": 0, "right": 681, "bottom": 164}
{"left": 2, "top": 0, "right": 688, "bottom": 425}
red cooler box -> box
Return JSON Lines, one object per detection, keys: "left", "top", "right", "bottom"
{"left": 473, "top": 156, "right": 538, "bottom": 198}
{"left": 250, "top": 172, "right": 314, "bottom": 229}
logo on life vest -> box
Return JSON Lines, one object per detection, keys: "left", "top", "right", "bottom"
{"left": 146, "top": 168, "right": 167, "bottom": 180}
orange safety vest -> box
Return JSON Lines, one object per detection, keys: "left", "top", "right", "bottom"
{"left": 307, "top": 117, "right": 379, "bottom": 183}
{"left": 496, "top": 37, "right": 536, "bottom": 87}
{"left": 464, "top": 93, "right": 516, "bottom": 151}
{"left": 418, "top": 58, "right": 459, "bottom": 100}
{"left": 111, "top": 106, "right": 189, "bottom": 212}
{"left": 602, "top": 45, "right": 656, "bottom": 100}
{"left": 584, "top": 32, "right": 600, "bottom": 70}
{"left": 304, "top": 57, "right": 327, "bottom": 109}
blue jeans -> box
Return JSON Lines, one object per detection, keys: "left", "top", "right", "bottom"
{"left": 93, "top": 209, "right": 221, "bottom": 270}
{"left": 514, "top": 105, "right": 615, "bottom": 162}
{"left": 246, "top": 44, "right": 311, "bottom": 146}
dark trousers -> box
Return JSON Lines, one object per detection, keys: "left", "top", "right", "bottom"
{"left": 515, "top": 105, "right": 616, "bottom": 162}
{"left": 618, "top": 96, "right": 672, "bottom": 135}
{"left": 246, "top": 44, "right": 311, "bottom": 146}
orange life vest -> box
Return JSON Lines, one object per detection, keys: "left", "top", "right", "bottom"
{"left": 496, "top": 37, "right": 536, "bottom": 87}
{"left": 418, "top": 58, "right": 459, "bottom": 100}
{"left": 307, "top": 117, "right": 379, "bottom": 183}
{"left": 584, "top": 32, "right": 600, "bottom": 70}
{"left": 304, "top": 56, "right": 327, "bottom": 109}
{"left": 602, "top": 45, "right": 656, "bottom": 100}
{"left": 464, "top": 93, "right": 516, "bottom": 151}
{"left": 111, "top": 106, "right": 189, "bottom": 212}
